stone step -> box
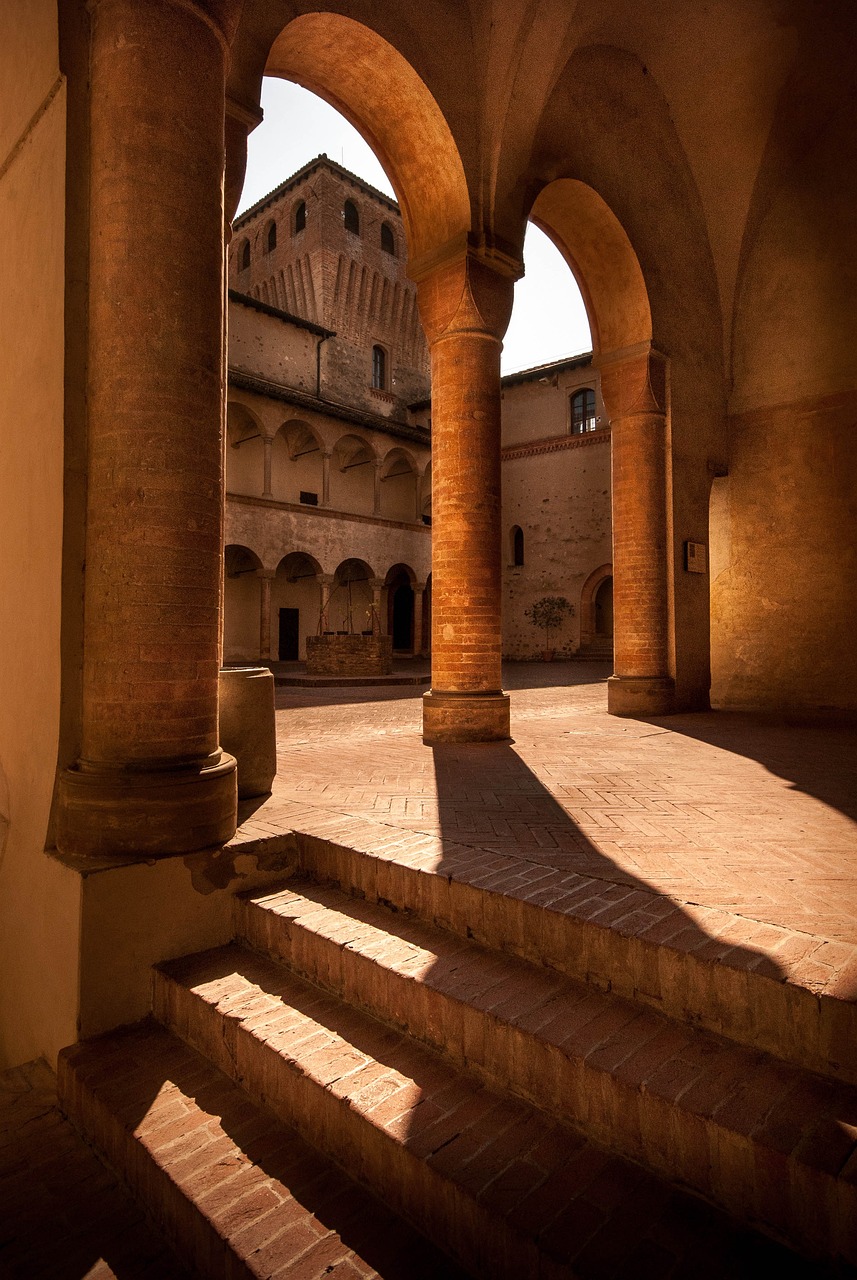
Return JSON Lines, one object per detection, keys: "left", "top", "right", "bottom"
{"left": 283, "top": 819, "right": 855, "bottom": 1086}
{"left": 57, "top": 1021, "right": 468, "bottom": 1280}
{"left": 235, "top": 878, "right": 857, "bottom": 1265}
{"left": 153, "top": 943, "right": 838, "bottom": 1278}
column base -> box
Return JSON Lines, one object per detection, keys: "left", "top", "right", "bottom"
{"left": 422, "top": 690, "right": 511, "bottom": 744}
{"left": 55, "top": 751, "right": 238, "bottom": 860}
{"left": 607, "top": 675, "right": 675, "bottom": 718}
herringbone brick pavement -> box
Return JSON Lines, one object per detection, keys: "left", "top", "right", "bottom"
{"left": 237, "top": 664, "right": 857, "bottom": 991}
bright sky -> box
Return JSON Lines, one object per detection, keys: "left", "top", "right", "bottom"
{"left": 238, "top": 79, "right": 591, "bottom": 374}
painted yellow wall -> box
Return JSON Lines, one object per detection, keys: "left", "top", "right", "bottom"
{"left": 0, "top": 1, "right": 81, "bottom": 1069}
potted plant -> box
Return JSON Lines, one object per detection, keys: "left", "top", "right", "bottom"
{"left": 524, "top": 596, "right": 573, "bottom": 660}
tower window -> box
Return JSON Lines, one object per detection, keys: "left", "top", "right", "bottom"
{"left": 372, "top": 345, "right": 387, "bottom": 390}
{"left": 381, "top": 222, "right": 396, "bottom": 255}
{"left": 571, "top": 387, "right": 597, "bottom": 434}
{"left": 344, "top": 199, "right": 360, "bottom": 235}
{"left": 294, "top": 200, "right": 306, "bottom": 235}
{"left": 240, "top": 239, "right": 250, "bottom": 271}
{"left": 512, "top": 526, "right": 524, "bottom": 566}
{"left": 266, "top": 221, "right": 277, "bottom": 253}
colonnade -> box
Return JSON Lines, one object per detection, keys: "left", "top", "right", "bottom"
{"left": 55, "top": 0, "right": 676, "bottom": 860}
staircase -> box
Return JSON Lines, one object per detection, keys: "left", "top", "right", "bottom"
{"left": 58, "top": 827, "right": 857, "bottom": 1278}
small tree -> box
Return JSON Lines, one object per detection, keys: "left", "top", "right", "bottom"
{"left": 524, "top": 596, "right": 573, "bottom": 654}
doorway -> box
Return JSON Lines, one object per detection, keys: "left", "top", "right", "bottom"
{"left": 278, "top": 607, "right": 299, "bottom": 660}
{"left": 595, "top": 577, "right": 614, "bottom": 638}
{"left": 391, "top": 581, "right": 414, "bottom": 650}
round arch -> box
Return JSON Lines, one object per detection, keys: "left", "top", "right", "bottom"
{"left": 330, "top": 434, "right": 377, "bottom": 517}
{"left": 529, "top": 180, "right": 651, "bottom": 357}
{"left": 272, "top": 551, "right": 324, "bottom": 661}
{"left": 272, "top": 420, "right": 325, "bottom": 505}
{"left": 579, "top": 563, "right": 614, "bottom": 649}
{"left": 264, "top": 14, "right": 471, "bottom": 265}
{"left": 226, "top": 402, "right": 265, "bottom": 497}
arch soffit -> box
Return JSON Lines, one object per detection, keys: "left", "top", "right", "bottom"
{"left": 225, "top": 543, "right": 263, "bottom": 576}
{"left": 530, "top": 180, "right": 651, "bottom": 357}
{"left": 264, "top": 14, "right": 471, "bottom": 264}
{"left": 334, "top": 558, "right": 375, "bottom": 584}
{"left": 277, "top": 417, "right": 323, "bottom": 459}
{"left": 276, "top": 550, "right": 323, "bottom": 580}
{"left": 381, "top": 445, "right": 418, "bottom": 478}
{"left": 227, "top": 399, "right": 267, "bottom": 444}
{"left": 384, "top": 562, "right": 417, "bottom": 587}
{"left": 333, "top": 432, "right": 377, "bottom": 470}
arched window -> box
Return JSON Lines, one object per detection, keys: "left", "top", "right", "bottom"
{"left": 240, "top": 239, "right": 250, "bottom": 271}
{"left": 372, "top": 345, "right": 387, "bottom": 390}
{"left": 294, "top": 200, "right": 306, "bottom": 235}
{"left": 571, "top": 387, "right": 597, "bottom": 434}
{"left": 344, "top": 199, "right": 360, "bottom": 235}
{"left": 512, "top": 526, "right": 524, "bottom": 566}
{"left": 266, "top": 221, "right": 277, "bottom": 253}
{"left": 381, "top": 222, "right": 396, "bottom": 255}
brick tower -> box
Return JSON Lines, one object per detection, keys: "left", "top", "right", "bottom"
{"left": 229, "top": 155, "right": 430, "bottom": 417}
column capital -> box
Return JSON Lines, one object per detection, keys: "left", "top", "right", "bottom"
{"left": 414, "top": 247, "right": 521, "bottom": 346}
{"left": 88, "top": 0, "right": 239, "bottom": 51}
{"left": 258, "top": 568, "right": 276, "bottom": 581}
{"left": 597, "top": 345, "right": 668, "bottom": 421}
{"left": 369, "top": 578, "right": 385, "bottom": 592}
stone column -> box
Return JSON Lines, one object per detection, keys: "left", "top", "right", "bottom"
{"left": 414, "top": 250, "right": 518, "bottom": 742}
{"left": 259, "top": 570, "right": 275, "bottom": 660}
{"left": 321, "top": 450, "right": 331, "bottom": 507}
{"left": 262, "top": 436, "right": 274, "bottom": 498}
{"left": 412, "top": 583, "right": 426, "bottom": 656}
{"left": 370, "top": 579, "right": 384, "bottom": 636}
{"left": 599, "top": 346, "right": 675, "bottom": 716}
{"left": 55, "top": 0, "right": 238, "bottom": 858}
{"left": 318, "top": 574, "right": 335, "bottom": 633}
{"left": 373, "top": 460, "right": 383, "bottom": 516}
{"left": 415, "top": 470, "right": 425, "bottom": 523}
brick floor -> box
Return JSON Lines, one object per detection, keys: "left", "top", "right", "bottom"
{"left": 235, "top": 661, "right": 857, "bottom": 977}
{"left": 0, "top": 1058, "right": 189, "bottom": 1278}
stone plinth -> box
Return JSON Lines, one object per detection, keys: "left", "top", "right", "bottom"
{"left": 306, "top": 634, "right": 393, "bottom": 677}
{"left": 219, "top": 667, "right": 277, "bottom": 800}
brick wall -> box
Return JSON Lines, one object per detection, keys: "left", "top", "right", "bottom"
{"left": 305, "top": 633, "right": 393, "bottom": 676}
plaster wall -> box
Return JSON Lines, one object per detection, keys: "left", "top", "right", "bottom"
{"left": 0, "top": 2, "right": 81, "bottom": 1069}
{"left": 229, "top": 296, "right": 319, "bottom": 391}
{"left": 224, "top": 573, "right": 262, "bottom": 664}
{"left": 225, "top": 499, "right": 430, "bottom": 586}
{"left": 500, "top": 363, "right": 602, "bottom": 447}
{"left": 501, "top": 436, "right": 612, "bottom": 659}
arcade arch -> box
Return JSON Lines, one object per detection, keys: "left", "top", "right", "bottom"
{"left": 226, "top": 402, "right": 266, "bottom": 498}
{"left": 330, "top": 434, "right": 377, "bottom": 516}
{"left": 272, "top": 420, "right": 325, "bottom": 506}
{"left": 271, "top": 552, "right": 324, "bottom": 660}
{"left": 380, "top": 448, "right": 419, "bottom": 523}
{"left": 329, "top": 559, "right": 377, "bottom": 636}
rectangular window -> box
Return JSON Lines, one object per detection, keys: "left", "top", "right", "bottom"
{"left": 299, "top": 491, "right": 319, "bottom": 506}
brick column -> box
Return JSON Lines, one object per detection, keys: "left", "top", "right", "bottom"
{"left": 259, "top": 570, "right": 275, "bottom": 660}
{"left": 415, "top": 250, "right": 518, "bottom": 742}
{"left": 599, "top": 347, "right": 675, "bottom": 716}
{"left": 412, "top": 583, "right": 425, "bottom": 656}
{"left": 55, "top": 0, "right": 238, "bottom": 857}
{"left": 321, "top": 450, "right": 331, "bottom": 507}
